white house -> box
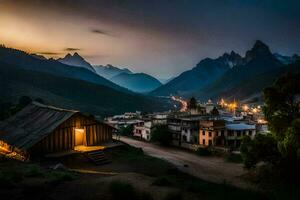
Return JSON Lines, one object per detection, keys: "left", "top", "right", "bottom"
{"left": 133, "top": 121, "right": 153, "bottom": 141}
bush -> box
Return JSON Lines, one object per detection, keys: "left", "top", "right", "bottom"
{"left": 119, "top": 125, "right": 134, "bottom": 136}
{"left": 24, "top": 164, "right": 44, "bottom": 177}
{"left": 196, "top": 147, "right": 211, "bottom": 156}
{"left": 151, "top": 125, "right": 173, "bottom": 146}
{"left": 46, "top": 171, "right": 76, "bottom": 185}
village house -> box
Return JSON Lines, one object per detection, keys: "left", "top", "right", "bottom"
{"left": 199, "top": 120, "right": 226, "bottom": 147}
{"left": 0, "top": 102, "right": 115, "bottom": 160}
{"left": 199, "top": 119, "right": 256, "bottom": 149}
{"left": 133, "top": 120, "right": 152, "bottom": 141}
{"left": 167, "top": 116, "right": 183, "bottom": 146}
{"left": 133, "top": 113, "right": 168, "bottom": 141}
{"left": 225, "top": 123, "right": 256, "bottom": 148}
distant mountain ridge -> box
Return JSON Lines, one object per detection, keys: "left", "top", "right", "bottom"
{"left": 94, "top": 64, "right": 162, "bottom": 93}
{"left": 93, "top": 64, "right": 132, "bottom": 79}
{"left": 110, "top": 72, "right": 162, "bottom": 93}
{"left": 0, "top": 47, "right": 127, "bottom": 93}
{"left": 0, "top": 61, "right": 170, "bottom": 116}
{"left": 57, "top": 52, "right": 96, "bottom": 73}
{"left": 151, "top": 40, "right": 299, "bottom": 102}
{"left": 151, "top": 49, "right": 243, "bottom": 96}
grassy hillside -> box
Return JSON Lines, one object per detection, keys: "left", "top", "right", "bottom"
{"left": 0, "top": 62, "right": 170, "bottom": 117}
{"left": 111, "top": 72, "right": 162, "bottom": 93}
{"left": 0, "top": 47, "right": 128, "bottom": 93}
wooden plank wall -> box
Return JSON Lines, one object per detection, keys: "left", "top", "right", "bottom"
{"left": 30, "top": 114, "right": 113, "bottom": 154}
{"left": 85, "top": 124, "right": 112, "bottom": 146}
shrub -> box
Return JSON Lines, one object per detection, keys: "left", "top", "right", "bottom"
{"left": 46, "top": 171, "right": 76, "bottom": 185}
{"left": 119, "top": 125, "right": 134, "bottom": 136}
{"left": 151, "top": 125, "right": 173, "bottom": 146}
{"left": 225, "top": 153, "right": 243, "bottom": 163}
{"left": 24, "top": 164, "right": 44, "bottom": 177}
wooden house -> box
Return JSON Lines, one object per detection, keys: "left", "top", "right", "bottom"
{"left": 0, "top": 102, "right": 114, "bottom": 159}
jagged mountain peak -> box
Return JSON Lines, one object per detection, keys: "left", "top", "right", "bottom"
{"left": 245, "top": 40, "right": 272, "bottom": 62}
{"left": 253, "top": 40, "right": 269, "bottom": 49}
{"left": 220, "top": 51, "right": 243, "bottom": 68}
{"left": 73, "top": 52, "right": 80, "bottom": 56}
{"left": 93, "top": 64, "right": 133, "bottom": 79}
{"left": 57, "top": 52, "right": 96, "bottom": 73}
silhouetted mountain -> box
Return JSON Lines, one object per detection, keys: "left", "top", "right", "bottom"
{"left": 0, "top": 46, "right": 127, "bottom": 92}
{"left": 274, "top": 53, "right": 293, "bottom": 65}
{"left": 30, "top": 54, "right": 47, "bottom": 60}
{"left": 159, "top": 77, "right": 175, "bottom": 84}
{"left": 151, "top": 40, "right": 291, "bottom": 101}
{"left": 110, "top": 72, "right": 162, "bottom": 93}
{"left": 0, "top": 61, "right": 170, "bottom": 116}
{"left": 213, "top": 59, "right": 300, "bottom": 102}
{"left": 93, "top": 64, "right": 132, "bottom": 79}
{"left": 57, "top": 52, "right": 96, "bottom": 73}
{"left": 197, "top": 40, "right": 283, "bottom": 100}
{"left": 151, "top": 50, "right": 241, "bottom": 96}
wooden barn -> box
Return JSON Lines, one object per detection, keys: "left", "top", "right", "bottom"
{"left": 0, "top": 102, "right": 115, "bottom": 160}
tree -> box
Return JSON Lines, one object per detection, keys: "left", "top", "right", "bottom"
{"left": 210, "top": 107, "right": 219, "bottom": 116}
{"left": 151, "top": 125, "right": 173, "bottom": 146}
{"left": 188, "top": 97, "right": 197, "bottom": 110}
{"left": 240, "top": 134, "right": 279, "bottom": 169}
{"left": 119, "top": 125, "right": 134, "bottom": 136}
{"left": 241, "top": 73, "right": 300, "bottom": 181}
{"left": 263, "top": 73, "right": 300, "bottom": 140}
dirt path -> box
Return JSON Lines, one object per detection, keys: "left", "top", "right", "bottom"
{"left": 120, "top": 137, "right": 253, "bottom": 189}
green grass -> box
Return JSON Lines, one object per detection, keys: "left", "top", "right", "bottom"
{"left": 46, "top": 170, "right": 76, "bottom": 185}
{"left": 109, "top": 146, "right": 264, "bottom": 200}
{"left": 111, "top": 146, "right": 172, "bottom": 177}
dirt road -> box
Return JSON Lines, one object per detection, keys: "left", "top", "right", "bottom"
{"left": 120, "top": 137, "right": 253, "bottom": 189}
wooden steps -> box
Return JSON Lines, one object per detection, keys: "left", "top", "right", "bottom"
{"left": 84, "top": 150, "right": 110, "bottom": 165}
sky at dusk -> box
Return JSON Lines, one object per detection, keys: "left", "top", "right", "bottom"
{"left": 0, "top": 0, "right": 300, "bottom": 79}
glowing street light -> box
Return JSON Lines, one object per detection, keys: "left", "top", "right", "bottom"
{"left": 242, "top": 105, "right": 249, "bottom": 111}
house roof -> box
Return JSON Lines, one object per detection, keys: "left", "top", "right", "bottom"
{"left": 225, "top": 123, "right": 255, "bottom": 130}
{"left": 0, "top": 102, "right": 78, "bottom": 150}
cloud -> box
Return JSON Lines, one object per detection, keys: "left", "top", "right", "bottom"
{"left": 64, "top": 48, "right": 81, "bottom": 51}
{"left": 37, "top": 52, "right": 61, "bottom": 55}
{"left": 90, "top": 28, "right": 112, "bottom": 36}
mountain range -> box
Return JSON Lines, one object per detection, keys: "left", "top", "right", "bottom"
{"left": 110, "top": 72, "right": 162, "bottom": 93}
{"left": 1, "top": 40, "right": 299, "bottom": 113}
{"left": 93, "top": 64, "right": 133, "bottom": 79}
{"left": 57, "top": 52, "right": 96, "bottom": 73}
{"left": 55, "top": 53, "right": 162, "bottom": 93}
{"left": 151, "top": 40, "right": 300, "bottom": 102}
{"left": 93, "top": 64, "right": 162, "bottom": 93}
{"left": 0, "top": 46, "right": 170, "bottom": 116}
